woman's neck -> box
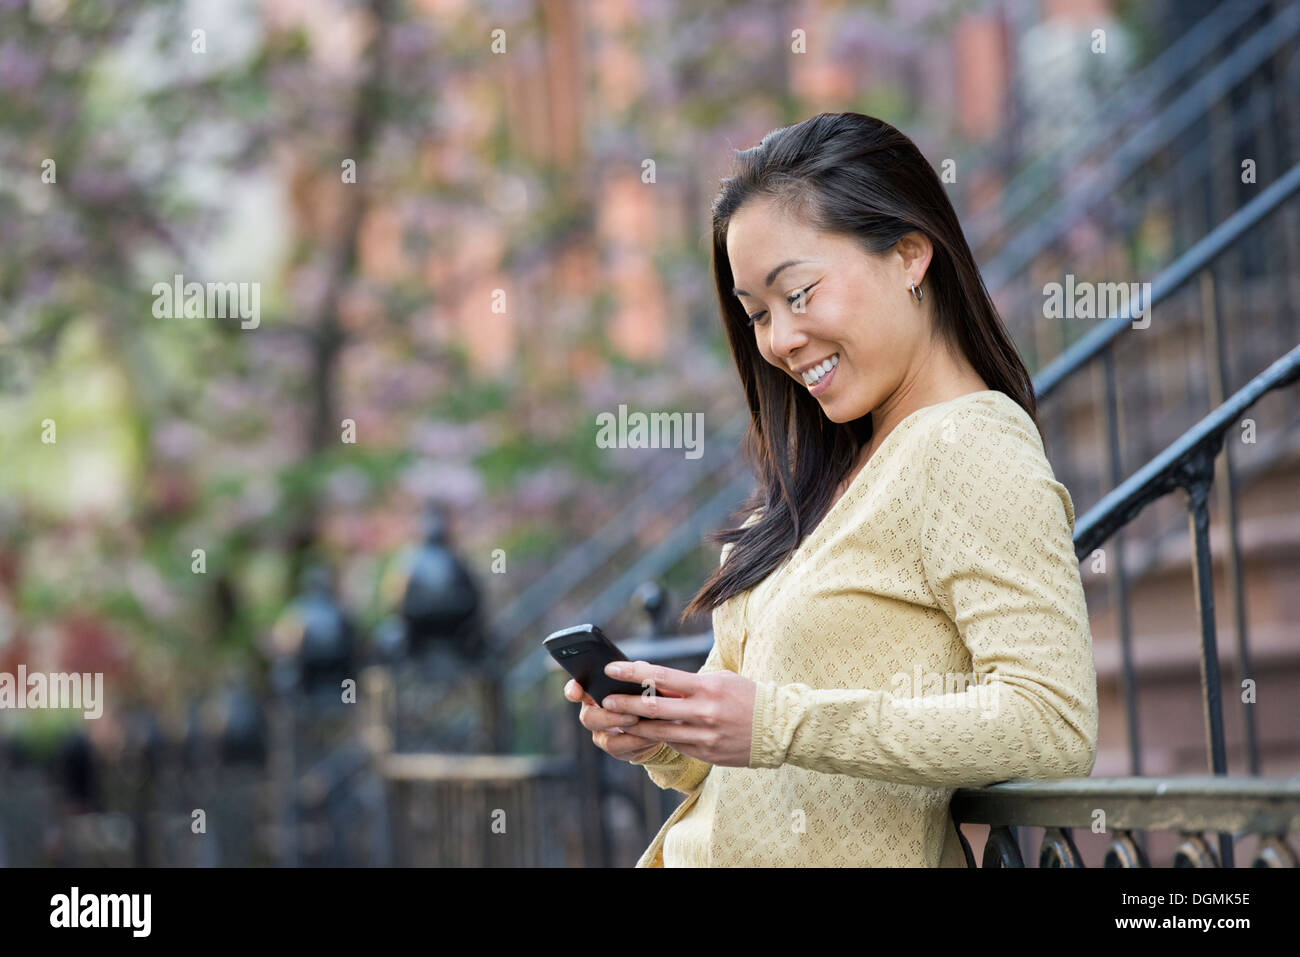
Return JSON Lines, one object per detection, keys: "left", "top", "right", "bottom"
{"left": 868, "top": 343, "right": 988, "bottom": 456}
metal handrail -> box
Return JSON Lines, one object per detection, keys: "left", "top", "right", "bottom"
{"left": 961, "top": 0, "right": 1274, "bottom": 252}
{"left": 949, "top": 775, "right": 1300, "bottom": 867}
{"left": 950, "top": 775, "right": 1300, "bottom": 834}
{"left": 1074, "top": 343, "right": 1300, "bottom": 557}
{"left": 981, "top": 2, "right": 1300, "bottom": 294}
{"left": 1035, "top": 161, "right": 1300, "bottom": 400}
{"left": 1083, "top": 403, "right": 1300, "bottom": 592}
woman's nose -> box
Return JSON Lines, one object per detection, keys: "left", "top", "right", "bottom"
{"left": 768, "top": 312, "right": 808, "bottom": 360}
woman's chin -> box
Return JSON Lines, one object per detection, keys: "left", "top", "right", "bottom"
{"left": 820, "top": 401, "right": 853, "bottom": 423}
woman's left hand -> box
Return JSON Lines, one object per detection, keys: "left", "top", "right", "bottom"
{"left": 599, "top": 660, "right": 757, "bottom": 768}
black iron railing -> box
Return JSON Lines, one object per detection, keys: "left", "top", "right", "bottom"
{"left": 956, "top": 0, "right": 1276, "bottom": 258}
{"left": 980, "top": 2, "right": 1300, "bottom": 295}
{"left": 949, "top": 777, "right": 1300, "bottom": 868}
{"left": 1033, "top": 161, "right": 1300, "bottom": 401}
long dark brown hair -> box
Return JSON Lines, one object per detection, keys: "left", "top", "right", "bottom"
{"left": 678, "top": 111, "right": 1037, "bottom": 626}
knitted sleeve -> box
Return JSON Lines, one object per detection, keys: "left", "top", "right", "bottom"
{"left": 630, "top": 509, "right": 761, "bottom": 793}
{"left": 746, "top": 401, "right": 1099, "bottom": 787}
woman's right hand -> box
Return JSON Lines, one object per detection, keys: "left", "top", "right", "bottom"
{"left": 564, "top": 679, "right": 665, "bottom": 762}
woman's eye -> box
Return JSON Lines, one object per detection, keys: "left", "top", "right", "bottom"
{"left": 744, "top": 281, "right": 817, "bottom": 328}
{"left": 787, "top": 281, "right": 818, "bottom": 309}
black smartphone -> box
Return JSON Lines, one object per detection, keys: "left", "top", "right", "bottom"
{"left": 543, "top": 623, "right": 647, "bottom": 704}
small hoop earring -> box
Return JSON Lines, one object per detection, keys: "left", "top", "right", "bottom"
{"left": 909, "top": 280, "right": 923, "bottom": 303}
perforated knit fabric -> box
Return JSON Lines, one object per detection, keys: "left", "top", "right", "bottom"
{"left": 630, "top": 390, "right": 1099, "bottom": 867}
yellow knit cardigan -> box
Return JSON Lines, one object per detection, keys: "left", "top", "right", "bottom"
{"left": 630, "top": 390, "right": 1099, "bottom": 867}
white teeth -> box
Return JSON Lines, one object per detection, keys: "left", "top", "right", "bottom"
{"left": 802, "top": 354, "right": 839, "bottom": 386}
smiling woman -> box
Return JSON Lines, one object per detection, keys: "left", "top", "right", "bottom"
{"left": 576, "top": 111, "right": 1100, "bottom": 868}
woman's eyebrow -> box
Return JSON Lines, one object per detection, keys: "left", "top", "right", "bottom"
{"left": 733, "top": 259, "right": 816, "bottom": 297}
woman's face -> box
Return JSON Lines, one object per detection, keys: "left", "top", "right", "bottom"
{"left": 726, "top": 197, "right": 933, "bottom": 424}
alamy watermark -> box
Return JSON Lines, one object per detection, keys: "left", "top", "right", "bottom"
{"left": 889, "top": 666, "right": 1001, "bottom": 719}
{"left": 595, "top": 404, "right": 704, "bottom": 460}
{"left": 152, "top": 273, "right": 260, "bottom": 329}
{"left": 0, "top": 666, "right": 103, "bottom": 719}
{"left": 50, "top": 887, "right": 150, "bottom": 937}
{"left": 1043, "top": 274, "right": 1152, "bottom": 329}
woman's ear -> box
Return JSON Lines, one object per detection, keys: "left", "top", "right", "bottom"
{"left": 894, "top": 231, "right": 933, "bottom": 286}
